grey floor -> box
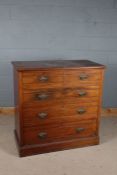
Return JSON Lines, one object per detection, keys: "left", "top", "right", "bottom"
{"left": 0, "top": 116, "right": 117, "bottom": 175}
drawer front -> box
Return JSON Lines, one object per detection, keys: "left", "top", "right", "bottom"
{"left": 64, "top": 87, "right": 99, "bottom": 98}
{"left": 63, "top": 104, "right": 98, "bottom": 119}
{"left": 23, "top": 106, "right": 64, "bottom": 127}
{"left": 22, "top": 87, "right": 99, "bottom": 107}
{"left": 23, "top": 89, "right": 63, "bottom": 107}
{"left": 63, "top": 96, "right": 99, "bottom": 105}
{"left": 23, "top": 105, "right": 98, "bottom": 127}
{"left": 23, "top": 120, "right": 97, "bottom": 145}
{"left": 63, "top": 87, "right": 99, "bottom": 105}
{"left": 64, "top": 69, "right": 102, "bottom": 87}
{"left": 22, "top": 70, "right": 63, "bottom": 91}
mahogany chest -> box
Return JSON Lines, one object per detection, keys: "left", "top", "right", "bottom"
{"left": 12, "top": 60, "right": 105, "bottom": 157}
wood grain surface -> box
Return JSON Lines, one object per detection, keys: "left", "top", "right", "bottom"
{"left": 12, "top": 60, "right": 105, "bottom": 156}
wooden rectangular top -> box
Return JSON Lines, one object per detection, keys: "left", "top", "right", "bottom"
{"left": 12, "top": 60, "right": 105, "bottom": 70}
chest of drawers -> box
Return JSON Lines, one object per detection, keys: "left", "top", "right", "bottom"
{"left": 12, "top": 60, "right": 105, "bottom": 157}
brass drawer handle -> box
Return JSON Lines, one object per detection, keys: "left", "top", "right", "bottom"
{"left": 78, "top": 90, "right": 87, "bottom": 97}
{"left": 38, "top": 112, "right": 48, "bottom": 119}
{"left": 39, "top": 76, "right": 49, "bottom": 82}
{"left": 77, "top": 108, "right": 86, "bottom": 114}
{"left": 36, "top": 93, "right": 49, "bottom": 100}
{"left": 79, "top": 74, "right": 88, "bottom": 80}
{"left": 76, "top": 128, "right": 85, "bottom": 132}
{"left": 38, "top": 132, "right": 47, "bottom": 139}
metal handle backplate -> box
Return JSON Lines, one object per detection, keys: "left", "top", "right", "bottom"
{"left": 78, "top": 90, "right": 87, "bottom": 97}
{"left": 76, "top": 128, "right": 85, "bottom": 132}
{"left": 79, "top": 74, "right": 88, "bottom": 80}
{"left": 38, "top": 112, "right": 48, "bottom": 119}
{"left": 77, "top": 108, "right": 86, "bottom": 114}
{"left": 36, "top": 93, "right": 49, "bottom": 100}
{"left": 39, "top": 76, "right": 49, "bottom": 82}
{"left": 38, "top": 132, "right": 47, "bottom": 139}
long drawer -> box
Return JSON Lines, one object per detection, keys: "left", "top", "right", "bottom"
{"left": 23, "top": 105, "right": 98, "bottom": 127}
{"left": 22, "top": 87, "right": 99, "bottom": 107}
{"left": 23, "top": 120, "right": 97, "bottom": 145}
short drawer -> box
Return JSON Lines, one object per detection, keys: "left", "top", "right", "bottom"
{"left": 23, "top": 120, "right": 97, "bottom": 145}
{"left": 55, "top": 104, "right": 98, "bottom": 128}
{"left": 64, "top": 69, "right": 102, "bottom": 87}
{"left": 23, "top": 106, "right": 64, "bottom": 127}
{"left": 64, "top": 97, "right": 99, "bottom": 106}
{"left": 63, "top": 104, "right": 98, "bottom": 120}
{"left": 22, "top": 70, "right": 63, "bottom": 91}
{"left": 63, "top": 87, "right": 99, "bottom": 104}
{"left": 22, "top": 89, "right": 63, "bottom": 107}
{"left": 64, "top": 87, "right": 99, "bottom": 98}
